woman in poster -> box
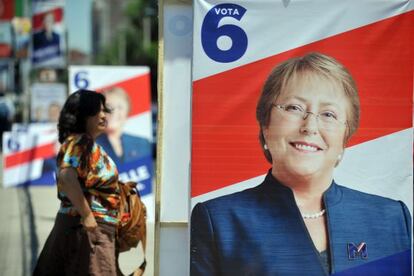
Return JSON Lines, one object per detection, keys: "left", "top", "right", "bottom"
{"left": 96, "top": 86, "right": 152, "bottom": 164}
{"left": 190, "top": 52, "right": 411, "bottom": 275}
{"left": 32, "top": 11, "right": 61, "bottom": 64}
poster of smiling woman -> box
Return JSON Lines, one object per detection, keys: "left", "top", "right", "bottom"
{"left": 190, "top": 1, "right": 413, "bottom": 275}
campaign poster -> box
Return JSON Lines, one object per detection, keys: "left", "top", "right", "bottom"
{"left": 31, "top": 0, "right": 66, "bottom": 68}
{"left": 190, "top": 1, "right": 413, "bottom": 275}
{"left": 2, "top": 123, "right": 58, "bottom": 188}
{"left": 68, "top": 66, "right": 154, "bottom": 219}
{"left": 30, "top": 83, "right": 66, "bottom": 123}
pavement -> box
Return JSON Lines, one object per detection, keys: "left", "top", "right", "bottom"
{"left": 0, "top": 154, "right": 154, "bottom": 276}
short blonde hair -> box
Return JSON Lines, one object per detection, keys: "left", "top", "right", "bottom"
{"left": 102, "top": 86, "right": 131, "bottom": 113}
{"left": 256, "top": 52, "right": 360, "bottom": 163}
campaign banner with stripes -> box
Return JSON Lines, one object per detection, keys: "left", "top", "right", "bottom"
{"left": 191, "top": 0, "right": 412, "bottom": 274}
{"left": 2, "top": 124, "right": 58, "bottom": 188}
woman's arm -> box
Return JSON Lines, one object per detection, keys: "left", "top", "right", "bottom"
{"left": 58, "top": 167, "right": 97, "bottom": 231}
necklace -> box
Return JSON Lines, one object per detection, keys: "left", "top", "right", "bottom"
{"left": 301, "top": 209, "right": 326, "bottom": 219}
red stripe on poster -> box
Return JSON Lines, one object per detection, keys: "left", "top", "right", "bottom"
{"left": 4, "top": 143, "right": 55, "bottom": 169}
{"left": 32, "top": 8, "right": 64, "bottom": 31}
{"left": 97, "top": 73, "right": 151, "bottom": 116}
{"left": 191, "top": 11, "right": 413, "bottom": 197}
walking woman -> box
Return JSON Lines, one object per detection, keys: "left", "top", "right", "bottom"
{"left": 34, "top": 90, "right": 120, "bottom": 275}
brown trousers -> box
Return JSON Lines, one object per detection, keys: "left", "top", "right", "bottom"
{"left": 33, "top": 213, "right": 117, "bottom": 276}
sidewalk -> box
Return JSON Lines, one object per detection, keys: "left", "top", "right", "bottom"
{"left": 0, "top": 183, "right": 26, "bottom": 275}
{"left": 0, "top": 153, "right": 55, "bottom": 276}
{"left": 0, "top": 153, "right": 25, "bottom": 276}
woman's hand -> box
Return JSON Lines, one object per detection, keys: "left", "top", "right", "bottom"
{"left": 81, "top": 212, "right": 98, "bottom": 232}
{"left": 59, "top": 168, "right": 96, "bottom": 231}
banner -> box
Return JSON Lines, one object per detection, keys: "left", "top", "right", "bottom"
{"left": 190, "top": 1, "right": 413, "bottom": 275}
{"left": 31, "top": 0, "right": 66, "bottom": 67}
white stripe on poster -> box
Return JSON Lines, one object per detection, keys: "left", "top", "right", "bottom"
{"left": 192, "top": 128, "right": 413, "bottom": 214}
{"left": 193, "top": 0, "right": 413, "bottom": 80}
{"left": 3, "top": 160, "right": 45, "bottom": 188}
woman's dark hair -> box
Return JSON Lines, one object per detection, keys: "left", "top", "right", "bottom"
{"left": 58, "top": 89, "right": 111, "bottom": 143}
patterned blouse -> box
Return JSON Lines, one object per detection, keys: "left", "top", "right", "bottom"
{"left": 56, "top": 134, "right": 120, "bottom": 225}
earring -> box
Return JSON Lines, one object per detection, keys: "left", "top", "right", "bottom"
{"left": 335, "top": 153, "right": 343, "bottom": 167}
{"left": 264, "top": 144, "right": 268, "bottom": 150}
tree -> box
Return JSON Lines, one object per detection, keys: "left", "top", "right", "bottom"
{"left": 94, "top": 0, "right": 158, "bottom": 100}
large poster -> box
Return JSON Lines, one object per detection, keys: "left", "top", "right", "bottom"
{"left": 190, "top": 1, "right": 413, "bottom": 275}
{"left": 68, "top": 66, "right": 154, "bottom": 219}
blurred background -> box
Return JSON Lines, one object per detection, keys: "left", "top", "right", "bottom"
{"left": 0, "top": 0, "right": 158, "bottom": 275}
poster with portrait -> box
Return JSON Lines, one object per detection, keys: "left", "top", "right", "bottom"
{"left": 30, "top": 83, "right": 66, "bottom": 123}
{"left": 31, "top": 0, "right": 66, "bottom": 68}
{"left": 190, "top": 1, "right": 413, "bottom": 275}
{"left": 2, "top": 123, "right": 58, "bottom": 188}
{"left": 68, "top": 66, "right": 154, "bottom": 220}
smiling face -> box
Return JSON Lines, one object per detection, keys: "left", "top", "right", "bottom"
{"left": 85, "top": 104, "right": 108, "bottom": 139}
{"left": 43, "top": 13, "right": 55, "bottom": 33}
{"left": 105, "top": 91, "right": 129, "bottom": 135}
{"left": 263, "top": 72, "right": 349, "bottom": 182}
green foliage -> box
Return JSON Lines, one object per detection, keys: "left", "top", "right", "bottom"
{"left": 94, "top": 40, "right": 122, "bottom": 65}
{"left": 94, "top": 0, "right": 158, "bottom": 97}
{"left": 94, "top": 0, "right": 157, "bottom": 67}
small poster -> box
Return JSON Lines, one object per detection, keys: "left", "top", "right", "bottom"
{"left": 30, "top": 83, "right": 66, "bottom": 123}
{"left": 31, "top": 0, "right": 66, "bottom": 67}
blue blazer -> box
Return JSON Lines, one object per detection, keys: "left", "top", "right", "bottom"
{"left": 96, "top": 133, "right": 152, "bottom": 164}
{"left": 190, "top": 172, "right": 411, "bottom": 275}
{"left": 33, "top": 30, "right": 60, "bottom": 51}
